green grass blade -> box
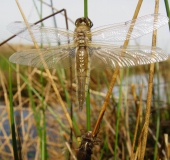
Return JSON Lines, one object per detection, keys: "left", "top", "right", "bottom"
{"left": 32, "top": 0, "right": 40, "bottom": 18}
{"left": 8, "top": 65, "right": 19, "bottom": 160}
{"left": 153, "top": 63, "right": 160, "bottom": 160}
{"left": 164, "top": 0, "right": 170, "bottom": 30}
{"left": 114, "top": 70, "right": 123, "bottom": 160}
{"left": 50, "top": 0, "right": 57, "bottom": 27}
{"left": 40, "top": 70, "right": 47, "bottom": 160}
{"left": 84, "top": 0, "right": 88, "bottom": 17}
{"left": 86, "top": 89, "right": 91, "bottom": 131}
{"left": 84, "top": 0, "right": 90, "bottom": 131}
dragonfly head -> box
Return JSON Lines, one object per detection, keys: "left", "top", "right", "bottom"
{"left": 75, "top": 17, "right": 93, "bottom": 28}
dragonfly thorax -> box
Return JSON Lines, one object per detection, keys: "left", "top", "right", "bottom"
{"left": 74, "top": 27, "right": 91, "bottom": 46}
{"left": 74, "top": 17, "right": 92, "bottom": 47}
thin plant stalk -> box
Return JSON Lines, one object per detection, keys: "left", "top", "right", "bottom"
{"left": 8, "top": 65, "right": 19, "bottom": 160}
{"left": 153, "top": 63, "right": 160, "bottom": 160}
{"left": 86, "top": 90, "right": 91, "bottom": 131}
{"left": 139, "top": 0, "right": 159, "bottom": 159}
{"left": 38, "top": 1, "right": 47, "bottom": 159}
{"left": 164, "top": 0, "right": 170, "bottom": 30}
{"left": 92, "top": 67, "right": 119, "bottom": 137}
{"left": 114, "top": 70, "right": 123, "bottom": 160}
{"left": 92, "top": 0, "right": 143, "bottom": 137}
{"left": 124, "top": 68, "right": 132, "bottom": 156}
{"left": 84, "top": 0, "right": 88, "bottom": 18}
{"left": 32, "top": 0, "right": 41, "bottom": 18}
{"left": 50, "top": 0, "right": 57, "bottom": 27}
{"left": 0, "top": 70, "right": 10, "bottom": 126}
{"left": 84, "top": 0, "right": 91, "bottom": 131}
{"left": 40, "top": 0, "right": 42, "bottom": 19}
{"left": 130, "top": 83, "right": 143, "bottom": 160}
{"left": 15, "top": 0, "right": 73, "bottom": 130}
{"left": 16, "top": 64, "right": 27, "bottom": 160}
{"left": 26, "top": 69, "right": 42, "bottom": 159}
{"left": 40, "top": 71, "right": 47, "bottom": 160}
{"left": 0, "top": 69, "right": 15, "bottom": 157}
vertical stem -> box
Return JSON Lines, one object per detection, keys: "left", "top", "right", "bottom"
{"left": 114, "top": 70, "right": 123, "bottom": 160}
{"left": 39, "top": 2, "right": 47, "bottom": 159}
{"left": 15, "top": 0, "right": 73, "bottom": 133}
{"left": 164, "top": 0, "right": 170, "bottom": 30}
{"left": 32, "top": 0, "right": 41, "bottom": 17}
{"left": 92, "top": 0, "right": 143, "bottom": 137}
{"left": 84, "top": 0, "right": 90, "bottom": 131}
{"left": 40, "top": 71, "right": 47, "bottom": 160}
{"left": 139, "top": 0, "right": 159, "bottom": 159}
{"left": 9, "top": 65, "right": 19, "bottom": 160}
{"left": 86, "top": 90, "right": 91, "bottom": 131}
{"left": 40, "top": 0, "right": 42, "bottom": 19}
{"left": 130, "top": 83, "right": 143, "bottom": 160}
{"left": 153, "top": 63, "right": 160, "bottom": 160}
{"left": 50, "top": 0, "right": 57, "bottom": 27}
{"left": 84, "top": 0, "right": 88, "bottom": 17}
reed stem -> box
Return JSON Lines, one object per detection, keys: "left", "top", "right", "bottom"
{"left": 15, "top": 0, "right": 73, "bottom": 131}
{"left": 153, "top": 63, "right": 160, "bottom": 160}
{"left": 84, "top": 0, "right": 88, "bottom": 17}
{"left": 9, "top": 65, "right": 19, "bottom": 160}
{"left": 139, "top": 0, "right": 159, "bottom": 159}
{"left": 164, "top": 0, "right": 170, "bottom": 30}
{"left": 114, "top": 70, "right": 123, "bottom": 160}
{"left": 86, "top": 90, "right": 91, "bottom": 131}
{"left": 92, "top": 0, "right": 143, "bottom": 137}
{"left": 84, "top": 0, "right": 91, "bottom": 131}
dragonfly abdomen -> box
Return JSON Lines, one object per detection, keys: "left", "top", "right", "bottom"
{"left": 75, "top": 47, "right": 90, "bottom": 110}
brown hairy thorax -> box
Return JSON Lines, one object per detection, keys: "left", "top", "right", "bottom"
{"left": 74, "top": 17, "right": 93, "bottom": 47}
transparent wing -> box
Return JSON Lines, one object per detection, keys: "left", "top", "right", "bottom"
{"left": 91, "top": 14, "right": 169, "bottom": 42}
{"left": 7, "top": 21, "right": 74, "bottom": 44}
{"left": 9, "top": 44, "right": 76, "bottom": 69}
{"left": 88, "top": 43, "right": 168, "bottom": 69}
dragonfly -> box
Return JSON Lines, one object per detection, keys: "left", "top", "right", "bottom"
{"left": 7, "top": 14, "right": 169, "bottom": 110}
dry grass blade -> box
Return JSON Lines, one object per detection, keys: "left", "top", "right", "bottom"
{"left": 0, "top": 70, "right": 15, "bottom": 158}
{"left": 130, "top": 83, "right": 143, "bottom": 159}
{"left": 139, "top": 0, "right": 159, "bottom": 159}
{"left": 0, "top": 70, "right": 11, "bottom": 126}
{"left": 15, "top": 0, "right": 73, "bottom": 131}
{"left": 92, "top": 0, "right": 144, "bottom": 137}
{"left": 13, "top": 68, "right": 37, "bottom": 101}
{"left": 65, "top": 142, "right": 77, "bottom": 160}
{"left": 164, "top": 134, "right": 170, "bottom": 159}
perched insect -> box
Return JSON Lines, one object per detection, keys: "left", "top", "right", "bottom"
{"left": 77, "top": 131, "right": 100, "bottom": 160}
{"left": 7, "top": 14, "right": 169, "bottom": 110}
